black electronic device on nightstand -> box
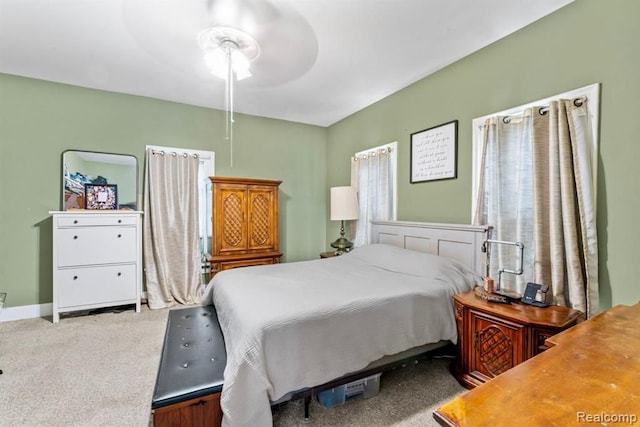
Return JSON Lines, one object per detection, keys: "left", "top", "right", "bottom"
{"left": 520, "top": 282, "right": 549, "bottom": 307}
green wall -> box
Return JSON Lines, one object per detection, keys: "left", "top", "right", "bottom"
{"left": 0, "top": 76, "right": 327, "bottom": 308}
{"left": 2, "top": 0, "right": 638, "bottom": 311}
{"left": 327, "top": 0, "right": 640, "bottom": 309}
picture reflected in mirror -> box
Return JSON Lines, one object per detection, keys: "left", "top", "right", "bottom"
{"left": 62, "top": 150, "right": 137, "bottom": 211}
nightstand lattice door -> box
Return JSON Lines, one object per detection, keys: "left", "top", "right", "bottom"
{"left": 471, "top": 314, "right": 524, "bottom": 380}
{"left": 476, "top": 325, "right": 513, "bottom": 377}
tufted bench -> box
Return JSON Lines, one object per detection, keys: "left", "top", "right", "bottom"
{"left": 151, "top": 305, "right": 226, "bottom": 427}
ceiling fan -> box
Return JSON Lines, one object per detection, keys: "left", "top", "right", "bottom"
{"left": 121, "top": 0, "right": 319, "bottom": 88}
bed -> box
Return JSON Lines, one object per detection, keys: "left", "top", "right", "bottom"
{"left": 201, "top": 220, "right": 491, "bottom": 427}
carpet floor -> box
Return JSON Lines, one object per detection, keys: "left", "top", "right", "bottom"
{"left": 0, "top": 305, "right": 465, "bottom": 427}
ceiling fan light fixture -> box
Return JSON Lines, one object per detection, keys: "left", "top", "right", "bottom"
{"left": 203, "top": 48, "right": 228, "bottom": 79}
{"left": 198, "top": 27, "right": 259, "bottom": 81}
{"left": 229, "top": 49, "right": 252, "bottom": 80}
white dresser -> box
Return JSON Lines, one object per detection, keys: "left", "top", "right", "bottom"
{"left": 50, "top": 210, "right": 143, "bottom": 323}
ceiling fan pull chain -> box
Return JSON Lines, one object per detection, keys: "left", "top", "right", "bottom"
{"left": 229, "top": 48, "right": 234, "bottom": 168}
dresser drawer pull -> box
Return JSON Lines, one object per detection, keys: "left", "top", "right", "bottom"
{"left": 73, "top": 220, "right": 78, "bottom": 224}
{"left": 73, "top": 235, "right": 78, "bottom": 240}
{"left": 73, "top": 275, "right": 78, "bottom": 280}
{"left": 117, "top": 234, "right": 122, "bottom": 238}
{"left": 118, "top": 219, "right": 122, "bottom": 223}
{"left": 117, "top": 272, "right": 122, "bottom": 277}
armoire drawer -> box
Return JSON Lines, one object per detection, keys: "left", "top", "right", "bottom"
{"left": 56, "top": 264, "right": 137, "bottom": 307}
{"left": 216, "top": 257, "right": 278, "bottom": 272}
{"left": 57, "top": 227, "right": 137, "bottom": 267}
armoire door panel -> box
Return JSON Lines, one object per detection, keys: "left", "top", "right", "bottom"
{"left": 247, "top": 188, "right": 276, "bottom": 251}
{"left": 215, "top": 186, "right": 248, "bottom": 254}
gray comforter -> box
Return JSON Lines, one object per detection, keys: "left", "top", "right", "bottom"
{"left": 201, "top": 243, "right": 481, "bottom": 427}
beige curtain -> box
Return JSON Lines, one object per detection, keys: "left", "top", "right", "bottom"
{"left": 350, "top": 146, "right": 395, "bottom": 247}
{"left": 475, "top": 99, "right": 598, "bottom": 317}
{"left": 143, "top": 149, "right": 201, "bottom": 309}
{"left": 531, "top": 100, "right": 598, "bottom": 316}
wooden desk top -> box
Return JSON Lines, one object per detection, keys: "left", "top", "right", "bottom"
{"left": 434, "top": 302, "right": 640, "bottom": 427}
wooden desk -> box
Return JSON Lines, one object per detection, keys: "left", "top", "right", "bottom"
{"left": 434, "top": 302, "right": 640, "bottom": 426}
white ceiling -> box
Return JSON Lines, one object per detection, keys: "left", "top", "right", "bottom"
{"left": 0, "top": 0, "right": 573, "bottom": 127}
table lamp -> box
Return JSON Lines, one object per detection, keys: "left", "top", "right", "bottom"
{"left": 330, "top": 186, "right": 359, "bottom": 254}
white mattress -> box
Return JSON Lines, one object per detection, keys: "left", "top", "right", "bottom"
{"left": 201, "top": 244, "right": 481, "bottom": 427}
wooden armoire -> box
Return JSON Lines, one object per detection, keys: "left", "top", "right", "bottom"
{"left": 209, "top": 176, "right": 282, "bottom": 277}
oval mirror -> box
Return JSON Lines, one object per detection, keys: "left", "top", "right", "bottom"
{"left": 62, "top": 150, "right": 138, "bottom": 211}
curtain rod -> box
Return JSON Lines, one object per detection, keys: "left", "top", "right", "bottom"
{"left": 352, "top": 145, "right": 393, "bottom": 161}
{"left": 151, "top": 149, "right": 198, "bottom": 159}
{"left": 502, "top": 96, "right": 587, "bottom": 124}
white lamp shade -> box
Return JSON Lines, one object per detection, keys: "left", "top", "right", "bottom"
{"left": 330, "top": 186, "right": 359, "bottom": 220}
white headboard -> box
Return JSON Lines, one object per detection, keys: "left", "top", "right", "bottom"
{"left": 370, "top": 220, "right": 492, "bottom": 277}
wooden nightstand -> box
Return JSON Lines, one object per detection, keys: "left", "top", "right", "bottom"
{"left": 320, "top": 251, "right": 340, "bottom": 258}
{"left": 451, "top": 289, "right": 582, "bottom": 389}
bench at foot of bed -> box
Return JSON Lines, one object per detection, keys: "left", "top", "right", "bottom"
{"left": 151, "top": 305, "right": 226, "bottom": 427}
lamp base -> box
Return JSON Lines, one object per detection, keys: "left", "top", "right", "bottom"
{"left": 330, "top": 237, "right": 353, "bottom": 255}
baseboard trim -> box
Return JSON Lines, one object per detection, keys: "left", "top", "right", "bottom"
{"left": 0, "top": 303, "right": 53, "bottom": 322}
{"left": 0, "top": 294, "right": 148, "bottom": 323}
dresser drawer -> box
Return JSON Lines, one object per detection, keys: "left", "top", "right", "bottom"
{"left": 57, "top": 214, "right": 138, "bottom": 228}
{"left": 56, "top": 264, "right": 137, "bottom": 307}
{"left": 57, "top": 227, "right": 137, "bottom": 267}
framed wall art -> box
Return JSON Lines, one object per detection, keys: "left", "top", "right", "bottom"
{"left": 410, "top": 120, "right": 458, "bottom": 183}
{"left": 84, "top": 184, "right": 118, "bottom": 210}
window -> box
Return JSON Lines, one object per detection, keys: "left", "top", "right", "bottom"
{"left": 350, "top": 141, "right": 398, "bottom": 246}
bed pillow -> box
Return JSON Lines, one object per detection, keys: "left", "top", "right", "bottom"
{"left": 347, "top": 243, "right": 481, "bottom": 292}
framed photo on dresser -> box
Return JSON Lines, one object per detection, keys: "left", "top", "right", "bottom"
{"left": 84, "top": 184, "right": 118, "bottom": 210}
